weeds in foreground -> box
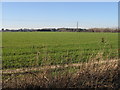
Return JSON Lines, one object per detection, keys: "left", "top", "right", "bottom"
{"left": 2, "top": 55, "right": 119, "bottom": 89}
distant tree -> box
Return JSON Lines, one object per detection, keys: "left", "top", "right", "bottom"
{"left": 2, "top": 28, "right": 4, "bottom": 31}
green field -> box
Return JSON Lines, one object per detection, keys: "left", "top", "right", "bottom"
{"left": 2, "top": 32, "right": 118, "bottom": 69}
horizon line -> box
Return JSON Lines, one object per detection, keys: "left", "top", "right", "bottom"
{"left": 1, "top": 27, "right": 118, "bottom": 30}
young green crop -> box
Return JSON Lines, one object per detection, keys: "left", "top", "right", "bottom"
{"left": 2, "top": 32, "right": 118, "bottom": 69}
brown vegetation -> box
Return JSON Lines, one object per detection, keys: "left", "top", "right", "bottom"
{"left": 2, "top": 58, "right": 119, "bottom": 89}
{"left": 88, "top": 28, "right": 119, "bottom": 32}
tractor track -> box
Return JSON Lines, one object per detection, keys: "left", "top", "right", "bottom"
{"left": 2, "top": 59, "right": 118, "bottom": 75}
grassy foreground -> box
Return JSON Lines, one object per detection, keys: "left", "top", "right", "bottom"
{"left": 2, "top": 58, "right": 119, "bottom": 88}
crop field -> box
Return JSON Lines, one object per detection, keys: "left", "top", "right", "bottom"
{"left": 2, "top": 32, "right": 119, "bottom": 88}
{"left": 2, "top": 32, "right": 118, "bottom": 69}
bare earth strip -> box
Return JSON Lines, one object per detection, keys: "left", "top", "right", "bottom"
{"left": 2, "top": 59, "right": 118, "bottom": 75}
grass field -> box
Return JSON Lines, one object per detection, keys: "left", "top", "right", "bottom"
{"left": 2, "top": 32, "right": 119, "bottom": 88}
{"left": 2, "top": 32, "right": 118, "bottom": 69}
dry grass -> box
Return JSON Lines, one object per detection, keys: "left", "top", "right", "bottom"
{"left": 2, "top": 50, "right": 120, "bottom": 89}
{"left": 2, "top": 57, "right": 119, "bottom": 89}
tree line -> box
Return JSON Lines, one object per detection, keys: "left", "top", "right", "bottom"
{"left": 1, "top": 28, "right": 119, "bottom": 32}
